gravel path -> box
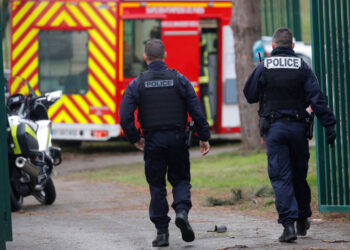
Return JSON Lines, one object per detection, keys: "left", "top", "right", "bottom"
{"left": 6, "top": 146, "right": 350, "bottom": 250}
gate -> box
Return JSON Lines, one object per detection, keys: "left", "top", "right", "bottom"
{"left": 261, "top": 0, "right": 302, "bottom": 41}
{"left": 310, "top": 0, "right": 350, "bottom": 212}
{"left": 0, "top": 14, "right": 12, "bottom": 249}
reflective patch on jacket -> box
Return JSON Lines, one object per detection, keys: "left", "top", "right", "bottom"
{"left": 264, "top": 57, "right": 301, "bottom": 69}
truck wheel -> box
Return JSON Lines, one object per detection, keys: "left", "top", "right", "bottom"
{"left": 33, "top": 177, "right": 56, "bottom": 205}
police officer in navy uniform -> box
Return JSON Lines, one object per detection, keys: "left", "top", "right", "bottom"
{"left": 120, "top": 39, "right": 210, "bottom": 247}
{"left": 244, "top": 28, "right": 336, "bottom": 242}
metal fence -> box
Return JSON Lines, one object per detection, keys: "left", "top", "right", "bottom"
{"left": 0, "top": 15, "right": 12, "bottom": 249}
{"left": 261, "top": 0, "right": 302, "bottom": 41}
{"left": 310, "top": 0, "right": 350, "bottom": 212}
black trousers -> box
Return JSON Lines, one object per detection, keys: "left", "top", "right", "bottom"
{"left": 144, "top": 130, "right": 192, "bottom": 229}
{"left": 265, "top": 121, "right": 312, "bottom": 226}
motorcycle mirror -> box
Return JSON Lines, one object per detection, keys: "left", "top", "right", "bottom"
{"left": 8, "top": 76, "right": 37, "bottom": 97}
{"left": 45, "top": 90, "right": 62, "bottom": 103}
{"left": 23, "top": 78, "right": 37, "bottom": 97}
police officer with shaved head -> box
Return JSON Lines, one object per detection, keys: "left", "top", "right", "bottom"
{"left": 120, "top": 39, "right": 210, "bottom": 247}
{"left": 244, "top": 28, "right": 336, "bottom": 242}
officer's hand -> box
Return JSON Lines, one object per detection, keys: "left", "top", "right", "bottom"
{"left": 200, "top": 140, "right": 210, "bottom": 156}
{"left": 134, "top": 138, "right": 145, "bottom": 151}
{"left": 326, "top": 125, "right": 336, "bottom": 145}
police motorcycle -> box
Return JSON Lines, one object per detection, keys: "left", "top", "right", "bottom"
{"left": 6, "top": 76, "right": 62, "bottom": 211}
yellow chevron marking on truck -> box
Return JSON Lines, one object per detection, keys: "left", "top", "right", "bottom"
{"left": 89, "top": 42, "right": 115, "bottom": 79}
{"left": 13, "top": 2, "right": 49, "bottom": 43}
{"left": 91, "top": 115, "right": 103, "bottom": 124}
{"left": 13, "top": 29, "right": 38, "bottom": 60}
{"left": 80, "top": 2, "right": 115, "bottom": 46}
{"left": 86, "top": 91, "right": 102, "bottom": 107}
{"left": 62, "top": 96, "right": 88, "bottom": 123}
{"left": 37, "top": 2, "right": 62, "bottom": 26}
{"left": 88, "top": 74, "right": 115, "bottom": 112}
{"left": 104, "top": 115, "right": 114, "bottom": 124}
{"left": 72, "top": 95, "right": 104, "bottom": 124}
{"left": 93, "top": 2, "right": 116, "bottom": 28}
{"left": 22, "top": 60, "right": 38, "bottom": 81}
{"left": 12, "top": 41, "right": 38, "bottom": 76}
{"left": 13, "top": 1, "right": 35, "bottom": 27}
{"left": 89, "top": 30, "right": 116, "bottom": 62}
{"left": 12, "top": 1, "right": 22, "bottom": 11}
{"left": 72, "top": 95, "right": 90, "bottom": 114}
{"left": 10, "top": 77, "right": 23, "bottom": 94}
{"left": 74, "top": 95, "right": 105, "bottom": 124}
{"left": 48, "top": 98, "right": 63, "bottom": 118}
{"left": 88, "top": 58, "right": 115, "bottom": 96}
{"left": 55, "top": 110, "right": 74, "bottom": 123}
{"left": 52, "top": 10, "right": 77, "bottom": 27}
{"left": 67, "top": 4, "right": 91, "bottom": 27}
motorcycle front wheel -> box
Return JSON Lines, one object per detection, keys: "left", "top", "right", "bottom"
{"left": 33, "top": 177, "right": 56, "bottom": 205}
{"left": 10, "top": 183, "right": 24, "bottom": 212}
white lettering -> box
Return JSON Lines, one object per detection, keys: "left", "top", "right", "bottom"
{"left": 264, "top": 57, "right": 301, "bottom": 69}
{"left": 161, "top": 21, "right": 199, "bottom": 28}
{"left": 146, "top": 7, "right": 205, "bottom": 15}
{"left": 145, "top": 80, "right": 174, "bottom": 88}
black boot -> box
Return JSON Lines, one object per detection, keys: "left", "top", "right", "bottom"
{"left": 279, "top": 223, "right": 297, "bottom": 242}
{"left": 152, "top": 228, "right": 169, "bottom": 247}
{"left": 296, "top": 218, "right": 311, "bottom": 236}
{"left": 175, "top": 210, "right": 195, "bottom": 242}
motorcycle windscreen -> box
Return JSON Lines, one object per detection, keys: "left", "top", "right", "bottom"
{"left": 161, "top": 20, "right": 200, "bottom": 91}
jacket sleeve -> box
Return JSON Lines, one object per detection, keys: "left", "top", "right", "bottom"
{"left": 243, "top": 62, "right": 265, "bottom": 104}
{"left": 303, "top": 62, "right": 336, "bottom": 127}
{"left": 119, "top": 79, "right": 141, "bottom": 143}
{"left": 178, "top": 74, "right": 210, "bottom": 141}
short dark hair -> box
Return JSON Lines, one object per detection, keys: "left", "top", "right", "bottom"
{"left": 145, "top": 39, "right": 165, "bottom": 61}
{"left": 272, "top": 28, "right": 293, "bottom": 47}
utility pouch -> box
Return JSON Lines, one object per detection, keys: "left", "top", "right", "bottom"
{"left": 259, "top": 117, "right": 270, "bottom": 137}
{"left": 305, "top": 112, "right": 315, "bottom": 140}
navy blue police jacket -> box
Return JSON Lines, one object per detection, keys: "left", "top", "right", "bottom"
{"left": 243, "top": 46, "right": 336, "bottom": 127}
{"left": 120, "top": 61, "right": 210, "bottom": 143}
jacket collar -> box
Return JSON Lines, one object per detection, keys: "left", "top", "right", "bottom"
{"left": 148, "top": 61, "right": 168, "bottom": 71}
{"left": 271, "top": 46, "right": 296, "bottom": 56}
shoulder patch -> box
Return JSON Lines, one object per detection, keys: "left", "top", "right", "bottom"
{"left": 264, "top": 57, "right": 301, "bottom": 69}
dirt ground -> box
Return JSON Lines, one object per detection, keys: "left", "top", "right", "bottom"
{"left": 6, "top": 146, "right": 350, "bottom": 250}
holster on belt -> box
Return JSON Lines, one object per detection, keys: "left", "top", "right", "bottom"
{"left": 305, "top": 112, "right": 315, "bottom": 140}
{"left": 259, "top": 116, "right": 270, "bottom": 137}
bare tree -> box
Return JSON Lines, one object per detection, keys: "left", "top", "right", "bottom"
{"left": 231, "top": 0, "right": 262, "bottom": 150}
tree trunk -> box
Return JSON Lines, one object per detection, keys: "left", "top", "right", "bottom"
{"left": 231, "top": 0, "right": 262, "bottom": 150}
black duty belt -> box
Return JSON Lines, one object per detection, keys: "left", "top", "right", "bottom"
{"left": 272, "top": 116, "right": 305, "bottom": 123}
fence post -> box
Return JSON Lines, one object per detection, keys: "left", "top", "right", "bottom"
{"left": 0, "top": 11, "right": 13, "bottom": 249}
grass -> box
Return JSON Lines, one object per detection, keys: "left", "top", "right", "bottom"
{"left": 70, "top": 145, "right": 350, "bottom": 222}
{"left": 71, "top": 146, "right": 318, "bottom": 201}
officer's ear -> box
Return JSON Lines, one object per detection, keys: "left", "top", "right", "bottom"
{"left": 144, "top": 53, "right": 151, "bottom": 65}
{"left": 163, "top": 51, "right": 167, "bottom": 60}
{"left": 272, "top": 42, "right": 277, "bottom": 49}
{"left": 291, "top": 42, "right": 295, "bottom": 49}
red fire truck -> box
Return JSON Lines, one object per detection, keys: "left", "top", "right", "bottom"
{"left": 9, "top": 0, "right": 240, "bottom": 141}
